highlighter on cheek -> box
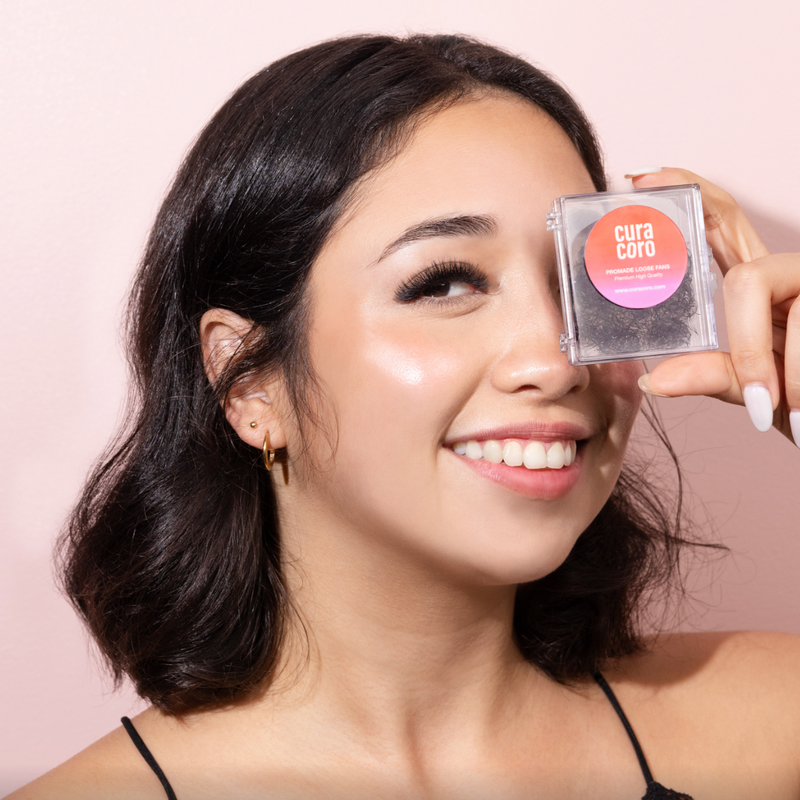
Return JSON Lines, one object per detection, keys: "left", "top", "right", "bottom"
{"left": 547, "top": 184, "right": 718, "bottom": 366}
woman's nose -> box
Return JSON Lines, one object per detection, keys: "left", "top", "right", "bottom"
{"left": 489, "top": 283, "right": 590, "bottom": 400}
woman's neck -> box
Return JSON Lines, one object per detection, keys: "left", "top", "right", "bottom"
{"left": 266, "top": 508, "right": 543, "bottom": 756}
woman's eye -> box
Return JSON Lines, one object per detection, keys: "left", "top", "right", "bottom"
{"left": 395, "top": 262, "right": 489, "bottom": 304}
{"left": 419, "top": 279, "right": 477, "bottom": 298}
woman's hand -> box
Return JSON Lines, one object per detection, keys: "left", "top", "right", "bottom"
{"left": 629, "top": 167, "right": 800, "bottom": 447}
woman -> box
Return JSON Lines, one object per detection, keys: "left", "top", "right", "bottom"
{"left": 11, "top": 33, "right": 800, "bottom": 800}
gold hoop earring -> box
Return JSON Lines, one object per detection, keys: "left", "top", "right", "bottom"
{"left": 262, "top": 432, "right": 276, "bottom": 472}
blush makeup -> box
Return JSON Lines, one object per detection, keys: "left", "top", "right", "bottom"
{"left": 547, "top": 184, "right": 718, "bottom": 365}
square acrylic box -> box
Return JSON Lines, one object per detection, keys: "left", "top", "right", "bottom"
{"left": 547, "top": 184, "right": 718, "bottom": 366}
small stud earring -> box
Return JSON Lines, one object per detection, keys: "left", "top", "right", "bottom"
{"left": 262, "top": 432, "right": 276, "bottom": 472}
{"left": 249, "top": 421, "right": 257, "bottom": 428}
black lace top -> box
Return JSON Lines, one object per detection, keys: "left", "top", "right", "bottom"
{"left": 121, "top": 672, "right": 694, "bottom": 799}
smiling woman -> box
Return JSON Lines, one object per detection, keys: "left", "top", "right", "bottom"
{"left": 11, "top": 33, "right": 800, "bottom": 800}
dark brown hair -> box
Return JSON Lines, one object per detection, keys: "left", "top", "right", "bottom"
{"left": 60, "top": 33, "right": 697, "bottom": 714}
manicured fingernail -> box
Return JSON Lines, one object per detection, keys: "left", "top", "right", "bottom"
{"left": 624, "top": 166, "right": 662, "bottom": 179}
{"left": 638, "top": 374, "right": 670, "bottom": 397}
{"left": 790, "top": 409, "right": 800, "bottom": 447}
{"left": 742, "top": 383, "right": 773, "bottom": 432}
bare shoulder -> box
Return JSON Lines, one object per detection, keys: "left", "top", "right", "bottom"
{"left": 595, "top": 631, "right": 800, "bottom": 796}
{"left": 5, "top": 721, "right": 164, "bottom": 800}
{"left": 607, "top": 630, "right": 800, "bottom": 758}
{"left": 622, "top": 629, "right": 800, "bottom": 695}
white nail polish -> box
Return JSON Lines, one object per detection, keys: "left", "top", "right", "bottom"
{"left": 790, "top": 409, "right": 800, "bottom": 448}
{"left": 623, "top": 165, "right": 662, "bottom": 179}
{"left": 743, "top": 383, "right": 773, "bottom": 432}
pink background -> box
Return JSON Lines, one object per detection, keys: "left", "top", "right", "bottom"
{"left": 2, "top": 1, "right": 798, "bottom": 793}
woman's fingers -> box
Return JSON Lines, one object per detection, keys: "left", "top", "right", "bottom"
{"left": 723, "top": 256, "right": 787, "bottom": 429}
{"left": 643, "top": 349, "right": 797, "bottom": 445}
{"left": 641, "top": 349, "right": 794, "bottom": 443}
{"left": 725, "top": 254, "right": 800, "bottom": 436}
{"left": 630, "top": 168, "right": 770, "bottom": 272}
{"left": 642, "top": 252, "right": 800, "bottom": 443}
{"left": 627, "top": 167, "right": 799, "bottom": 445}
{"left": 640, "top": 352, "right": 739, "bottom": 403}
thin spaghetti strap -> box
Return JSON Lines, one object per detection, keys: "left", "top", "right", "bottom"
{"left": 592, "top": 672, "right": 655, "bottom": 785}
{"left": 121, "top": 716, "right": 178, "bottom": 800}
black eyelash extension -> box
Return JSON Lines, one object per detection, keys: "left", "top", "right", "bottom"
{"left": 394, "top": 260, "right": 489, "bottom": 303}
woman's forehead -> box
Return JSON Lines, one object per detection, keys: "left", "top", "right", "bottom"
{"left": 321, "top": 95, "right": 594, "bottom": 264}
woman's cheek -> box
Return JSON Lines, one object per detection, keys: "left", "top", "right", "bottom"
{"left": 615, "top": 360, "right": 646, "bottom": 426}
{"left": 310, "top": 298, "right": 470, "bottom": 456}
{"left": 591, "top": 360, "right": 644, "bottom": 466}
{"left": 358, "top": 333, "right": 469, "bottom": 430}
{"left": 592, "top": 360, "right": 643, "bottom": 408}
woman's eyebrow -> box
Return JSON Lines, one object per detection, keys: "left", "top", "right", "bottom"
{"left": 376, "top": 214, "right": 498, "bottom": 263}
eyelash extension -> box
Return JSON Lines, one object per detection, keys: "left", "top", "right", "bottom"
{"left": 394, "top": 260, "right": 490, "bottom": 303}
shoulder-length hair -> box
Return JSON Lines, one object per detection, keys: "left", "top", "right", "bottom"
{"left": 60, "top": 33, "right": 697, "bottom": 714}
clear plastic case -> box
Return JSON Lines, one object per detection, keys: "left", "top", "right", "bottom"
{"left": 547, "top": 184, "right": 718, "bottom": 366}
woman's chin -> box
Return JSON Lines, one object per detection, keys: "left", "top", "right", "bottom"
{"left": 416, "top": 529, "right": 583, "bottom": 589}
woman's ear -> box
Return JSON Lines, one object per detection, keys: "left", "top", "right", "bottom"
{"left": 199, "top": 308, "right": 288, "bottom": 451}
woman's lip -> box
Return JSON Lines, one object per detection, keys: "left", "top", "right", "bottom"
{"left": 443, "top": 421, "right": 593, "bottom": 446}
{"left": 448, "top": 447, "right": 583, "bottom": 500}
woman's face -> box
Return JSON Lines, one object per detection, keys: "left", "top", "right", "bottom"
{"left": 287, "top": 94, "right": 643, "bottom": 585}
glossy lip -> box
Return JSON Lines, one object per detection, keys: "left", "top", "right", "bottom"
{"left": 442, "top": 420, "right": 593, "bottom": 501}
{"left": 447, "top": 445, "right": 584, "bottom": 500}
{"left": 443, "top": 420, "right": 593, "bottom": 446}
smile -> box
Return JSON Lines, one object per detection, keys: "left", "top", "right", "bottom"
{"left": 451, "top": 439, "right": 578, "bottom": 470}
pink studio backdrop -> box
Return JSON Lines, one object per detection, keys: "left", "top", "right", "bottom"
{"left": 2, "top": 1, "right": 798, "bottom": 793}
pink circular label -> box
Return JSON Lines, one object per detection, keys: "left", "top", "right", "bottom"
{"left": 583, "top": 205, "right": 688, "bottom": 309}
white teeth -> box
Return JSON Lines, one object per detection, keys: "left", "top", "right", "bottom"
{"left": 502, "top": 441, "right": 523, "bottom": 467}
{"left": 465, "top": 440, "right": 482, "bottom": 459}
{"left": 482, "top": 439, "right": 503, "bottom": 464}
{"left": 546, "top": 442, "right": 566, "bottom": 469}
{"left": 454, "top": 439, "right": 578, "bottom": 470}
{"left": 522, "top": 441, "right": 548, "bottom": 469}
